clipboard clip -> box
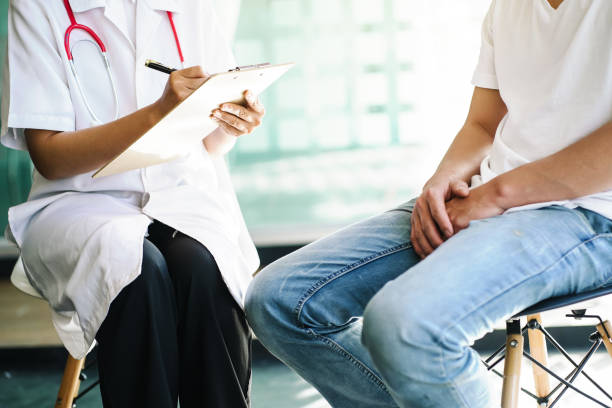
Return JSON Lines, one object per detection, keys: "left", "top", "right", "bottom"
{"left": 229, "top": 63, "right": 271, "bottom": 72}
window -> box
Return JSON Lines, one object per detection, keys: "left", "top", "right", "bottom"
{"left": 0, "top": 0, "right": 491, "bottom": 244}
{"left": 229, "top": 0, "right": 490, "bottom": 245}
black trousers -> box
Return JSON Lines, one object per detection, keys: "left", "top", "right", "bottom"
{"left": 95, "top": 221, "right": 251, "bottom": 408}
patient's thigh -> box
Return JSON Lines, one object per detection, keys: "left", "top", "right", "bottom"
{"left": 251, "top": 199, "right": 420, "bottom": 327}
{"left": 370, "top": 205, "right": 612, "bottom": 346}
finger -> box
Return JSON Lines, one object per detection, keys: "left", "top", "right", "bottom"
{"left": 244, "top": 90, "right": 265, "bottom": 114}
{"left": 212, "top": 110, "right": 253, "bottom": 134}
{"left": 410, "top": 217, "right": 425, "bottom": 259}
{"left": 450, "top": 179, "right": 470, "bottom": 198}
{"left": 179, "top": 65, "right": 208, "bottom": 78}
{"left": 449, "top": 212, "right": 470, "bottom": 233}
{"left": 425, "top": 194, "right": 454, "bottom": 239}
{"left": 219, "top": 103, "right": 261, "bottom": 124}
{"left": 183, "top": 77, "right": 207, "bottom": 90}
{"left": 211, "top": 116, "right": 242, "bottom": 137}
{"left": 412, "top": 210, "right": 435, "bottom": 257}
{"left": 416, "top": 202, "right": 444, "bottom": 248}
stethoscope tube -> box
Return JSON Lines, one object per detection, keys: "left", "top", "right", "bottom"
{"left": 62, "top": 0, "right": 184, "bottom": 124}
{"left": 69, "top": 53, "right": 120, "bottom": 125}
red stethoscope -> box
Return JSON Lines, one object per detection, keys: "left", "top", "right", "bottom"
{"left": 62, "top": 0, "right": 185, "bottom": 123}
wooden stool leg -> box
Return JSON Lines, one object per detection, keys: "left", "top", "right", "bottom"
{"left": 596, "top": 320, "right": 612, "bottom": 359}
{"left": 502, "top": 319, "right": 523, "bottom": 408}
{"left": 527, "top": 314, "right": 550, "bottom": 407}
{"left": 55, "top": 355, "right": 85, "bottom": 408}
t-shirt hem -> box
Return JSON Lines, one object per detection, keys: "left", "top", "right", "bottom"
{"left": 471, "top": 72, "right": 499, "bottom": 90}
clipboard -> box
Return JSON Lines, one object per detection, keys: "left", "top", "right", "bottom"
{"left": 93, "top": 62, "right": 295, "bottom": 178}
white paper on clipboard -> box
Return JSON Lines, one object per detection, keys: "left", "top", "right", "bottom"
{"left": 93, "top": 62, "right": 294, "bottom": 178}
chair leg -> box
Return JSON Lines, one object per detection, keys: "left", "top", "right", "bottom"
{"left": 502, "top": 319, "right": 524, "bottom": 408}
{"left": 527, "top": 314, "right": 550, "bottom": 407}
{"left": 55, "top": 355, "right": 85, "bottom": 408}
{"left": 596, "top": 320, "right": 612, "bottom": 359}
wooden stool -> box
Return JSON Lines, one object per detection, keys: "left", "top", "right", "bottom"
{"left": 482, "top": 284, "right": 612, "bottom": 408}
{"left": 10, "top": 257, "right": 99, "bottom": 407}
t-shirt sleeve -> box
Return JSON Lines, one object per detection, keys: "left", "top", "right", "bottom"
{"left": 1, "top": 1, "right": 75, "bottom": 151}
{"left": 471, "top": 0, "right": 498, "bottom": 90}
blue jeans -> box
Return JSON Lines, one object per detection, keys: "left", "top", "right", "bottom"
{"left": 245, "top": 200, "right": 612, "bottom": 407}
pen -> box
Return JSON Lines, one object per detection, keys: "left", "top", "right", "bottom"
{"left": 145, "top": 59, "right": 177, "bottom": 74}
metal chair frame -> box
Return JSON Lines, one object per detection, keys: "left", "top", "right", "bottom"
{"left": 483, "top": 307, "right": 612, "bottom": 408}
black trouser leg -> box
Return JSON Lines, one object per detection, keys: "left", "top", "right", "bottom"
{"left": 148, "top": 224, "right": 251, "bottom": 408}
{"left": 96, "top": 239, "right": 179, "bottom": 408}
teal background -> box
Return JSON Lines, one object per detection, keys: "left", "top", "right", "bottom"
{"left": 228, "top": 0, "right": 423, "bottom": 242}
{"left": 0, "top": 0, "right": 32, "bottom": 236}
{"left": 0, "top": 0, "right": 487, "bottom": 245}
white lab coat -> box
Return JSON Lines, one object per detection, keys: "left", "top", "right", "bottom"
{"left": 1, "top": 0, "right": 259, "bottom": 359}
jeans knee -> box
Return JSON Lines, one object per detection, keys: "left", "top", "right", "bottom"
{"left": 245, "top": 264, "right": 294, "bottom": 339}
{"left": 362, "top": 284, "right": 446, "bottom": 378}
{"left": 362, "top": 287, "right": 408, "bottom": 357}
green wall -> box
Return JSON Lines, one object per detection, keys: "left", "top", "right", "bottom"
{"left": 0, "top": 0, "right": 32, "bottom": 236}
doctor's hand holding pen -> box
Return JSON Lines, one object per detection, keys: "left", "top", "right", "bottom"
{"left": 154, "top": 65, "right": 265, "bottom": 154}
{"left": 26, "top": 65, "right": 265, "bottom": 180}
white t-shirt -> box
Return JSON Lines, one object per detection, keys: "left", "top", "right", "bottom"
{"left": 471, "top": 0, "right": 612, "bottom": 218}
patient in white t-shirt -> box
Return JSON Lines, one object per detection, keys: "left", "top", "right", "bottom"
{"left": 245, "top": 1, "right": 612, "bottom": 407}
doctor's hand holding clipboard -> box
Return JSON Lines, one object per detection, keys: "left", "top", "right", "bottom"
{"left": 154, "top": 65, "right": 265, "bottom": 155}
{"left": 26, "top": 63, "right": 266, "bottom": 181}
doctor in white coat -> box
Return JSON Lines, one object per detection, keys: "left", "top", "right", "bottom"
{"left": 1, "top": 0, "right": 264, "bottom": 407}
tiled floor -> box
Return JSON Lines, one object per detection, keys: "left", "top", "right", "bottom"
{"left": 0, "top": 350, "right": 611, "bottom": 408}
{"left": 2, "top": 275, "right": 612, "bottom": 407}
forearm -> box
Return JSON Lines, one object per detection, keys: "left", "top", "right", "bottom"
{"left": 27, "top": 102, "right": 165, "bottom": 180}
{"left": 489, "top": 120, "right": 612, "bottom": 209}
{"left": 431, "top": 122, "right": 494, "bottom": 183}
{"left": 427, "top": 87, "right": 506, "bottom": 186}
{"left": 203, "top": 127, "right": 237, "bottom": 156}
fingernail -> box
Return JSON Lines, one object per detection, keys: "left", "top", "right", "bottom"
{"left": 213, "top": 111, "right": 221, "bottom": 117}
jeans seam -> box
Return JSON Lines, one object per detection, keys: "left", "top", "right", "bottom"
{"left": 448, "top": 378, "right": 472, "bottom": 408}
{"left": 436, "top": 233, "right": 612, "bottom": 399}
{"left": 387, "top": 208, "right": 413, "bottom": 215}
{"left": 570, "top": 207, "right": 597, "bottom": 236}
{"left": 308, "top": 328, "right": 393, "bottom": 396}
{"left": 441, "top": 233, "right": 612, "bottom": 337}
{"left": 292, "top": 242, "right": 412, "bottom": 326}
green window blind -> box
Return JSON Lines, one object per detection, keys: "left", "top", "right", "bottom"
{"left": 0, "top": 0, "right": 32, "bottom": 236}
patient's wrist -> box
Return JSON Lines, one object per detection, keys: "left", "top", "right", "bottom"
{"left": 487, "top": 175, "right": 515, "bottom": 211}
